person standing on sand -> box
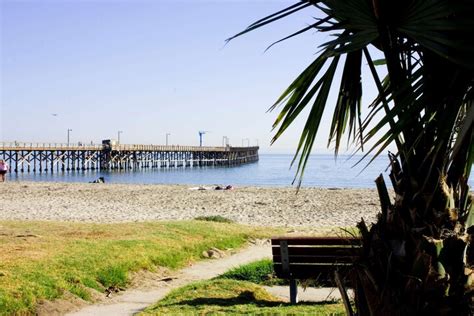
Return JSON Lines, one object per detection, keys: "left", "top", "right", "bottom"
{"left": 0, "top": 160, "right": 9, "bottom": 182}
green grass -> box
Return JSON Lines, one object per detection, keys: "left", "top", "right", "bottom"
{"left": 217, "top": 259, "right": 286, "bottom": 286}
{"left": 140, "top": 279, "right": 345, "bottom": 315}
{"left": 0, "top": 220, "right": 278, "bottom": 315}
{"left": 97, "top": 265, "right": 128, "bottom": 288}
{"left": 194, "top": 215, "right": 234, "bottom": 223}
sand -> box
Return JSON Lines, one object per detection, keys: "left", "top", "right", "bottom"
{"left": 0, "top": 181, "right": 381, "bottom": 227}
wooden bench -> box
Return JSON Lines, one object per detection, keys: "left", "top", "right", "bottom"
{"left": 271, "top": 236, "right": 362, "bottom": 304}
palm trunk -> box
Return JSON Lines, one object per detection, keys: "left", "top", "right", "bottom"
{"left": 352, "top": 2, "right": 473, "bottom": 314}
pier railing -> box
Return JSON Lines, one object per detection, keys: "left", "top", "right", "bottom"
{"left": 0, "top": 142, "right": 102, "bottom": 150}
{"left": 0, "top": 142, "right": 259, "bottom": 152}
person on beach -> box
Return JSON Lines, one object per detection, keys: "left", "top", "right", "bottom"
{"left": 0, "top": 160, "right": 9, "bottom": 182}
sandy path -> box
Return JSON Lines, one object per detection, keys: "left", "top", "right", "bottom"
{"left": 0, "top": 182, "right": 380, "bottom": 227}
{"left": 66, "top": 242, "right": 272, "bottom": 316}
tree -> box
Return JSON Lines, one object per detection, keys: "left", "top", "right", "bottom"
{"left": 229, "top": 0, "right": 474, "bottom": 314}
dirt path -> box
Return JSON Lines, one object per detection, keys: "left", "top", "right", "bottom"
{"left": 66, "top": 242, "right": 272, "bottom": 316}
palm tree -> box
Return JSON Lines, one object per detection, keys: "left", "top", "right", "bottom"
{"left": 229, "top": 0, "right": 474, "bottom": 314}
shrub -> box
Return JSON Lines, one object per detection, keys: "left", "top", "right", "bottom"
{"left": 217, "top": 259, "right": 285, "bottom": 285}
{"left": 194, "top": 215, "right": 234, "bottom": 223}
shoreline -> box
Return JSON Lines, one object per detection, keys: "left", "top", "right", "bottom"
{"left": 0, "top": 181, "right": 381, "bottom": 227}
{"left": 6, "top": 175, "right": 384, "bottom": 190}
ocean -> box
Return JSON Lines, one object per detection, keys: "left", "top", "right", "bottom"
{"left": 7, "top": 154, "right": 474, "bottom": 189}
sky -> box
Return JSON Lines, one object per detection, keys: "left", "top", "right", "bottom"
{"left": 1, "top": 0, "right": 382, "bottom": 154}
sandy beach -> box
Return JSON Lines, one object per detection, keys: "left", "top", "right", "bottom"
{"left": 0, "top": 182, "right": 381, "bottom": 227}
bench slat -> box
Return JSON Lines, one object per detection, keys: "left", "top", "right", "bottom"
{"left": 271, "top": 246, "right": 361, "bottom": 257}
{"left": 271, "top": 237, "right": 361, "bottom": 246}
{"left": 273, "top": 255, "right": 357, "bottom": 264}
{"left": 274, "top": 263, "right": 353, "bottom": 280}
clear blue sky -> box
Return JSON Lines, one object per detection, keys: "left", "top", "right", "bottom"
{"left": 1, "top": 0, "right": 380, "bottom": 154}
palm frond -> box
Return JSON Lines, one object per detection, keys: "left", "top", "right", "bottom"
{"left": 329, "top": 49, "right": 362, "bottom": 154}
{"left": 265, "top": 16, "right": 332, "bottom": 52}
{"left": 225, "top": 1, "right": 314, "bottom": 43}
{"left": 397, "top": 0, "right": 474, "bottom": 68}
{"left": 291, "top": 55, "right": 340, "bottom": 186}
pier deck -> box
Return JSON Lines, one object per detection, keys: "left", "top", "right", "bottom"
{"left": 0, "top": 142, "right": 259, "bottom": 173}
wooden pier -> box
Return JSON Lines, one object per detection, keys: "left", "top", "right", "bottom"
{"left": 0, "top": 141, "right": 259, "bottom": 173}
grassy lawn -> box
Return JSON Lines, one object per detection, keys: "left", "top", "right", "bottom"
{"left": 0, "top": 220, "right": 277, "bottom": 314}
{"left": 140, "top": 279, "right": 345, "bottom": 315}
{"left": 142, "top": 258, "right": 347, "bottom": 315}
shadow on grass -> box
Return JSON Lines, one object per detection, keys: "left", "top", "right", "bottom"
{"left": 161, "top": 291, "right": 337, "bottom": 308}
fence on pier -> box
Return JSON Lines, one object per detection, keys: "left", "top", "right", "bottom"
{"left": 0, "top": 141, "right": 259, "bottom": 173}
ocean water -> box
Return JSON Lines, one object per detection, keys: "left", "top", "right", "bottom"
{"left": 7, "top": 154, "right": 474, "bottom": 188}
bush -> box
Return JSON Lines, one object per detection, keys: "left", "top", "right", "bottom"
{"left": 194, "top": 215, "right": 234, "bottom": 223}
{"left": 97, "top": 265, "right": 128, "bottom": 288}
{"left": 217, "top": 259, "right": 286, "bottom": 285}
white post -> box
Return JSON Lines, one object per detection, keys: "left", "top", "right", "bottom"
{"left": 118, "top": 130, "right": 123, "bottom": 144}
{"left": 67, "top": 129, "right": 72, "bottom": 146}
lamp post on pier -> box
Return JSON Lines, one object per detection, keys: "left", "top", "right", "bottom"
{"left": 166, "top": 133, "right": 171, "bottom": 146}
{"left": 118, "top": 130, "right": 123, "bottom": 144}
{"left": 67, "top": 129, "right": 72, "bottom": 146}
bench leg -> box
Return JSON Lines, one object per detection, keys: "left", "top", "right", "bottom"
{"left": 289, "top": 279, "right": 298, "bottom": 304}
